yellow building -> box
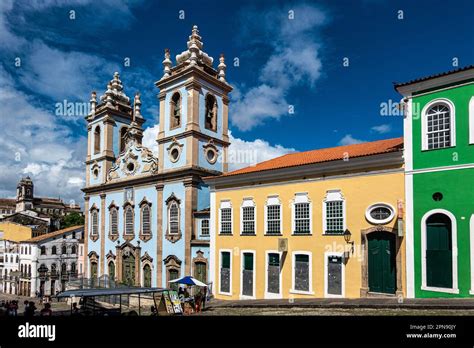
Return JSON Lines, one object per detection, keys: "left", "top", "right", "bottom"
{"left": 205, "top": 138, "right": 406, "bottom": 299}
{"left": 0, "top": 222, "right": 35, "bottom": 242}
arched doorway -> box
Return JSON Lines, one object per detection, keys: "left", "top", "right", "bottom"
{"left": 194, "top": 261, "right": 207, "bottom": 284}
{"left": 425, "top": 213, "right": 453, "bottom": 288}
{"left": 368, "top": 231, "right": 396, "bottom": 294}
{"left": 143, "top": 264, "right": 151, "bottom": 287}
{"left": 108, "top": 261, "right": 115, "bottom": 283}
{"left": 90, "top": 261, "right": 98, "bottom": 287}
{"left": 122, "top": 253, "right": 136, "bottom": 286}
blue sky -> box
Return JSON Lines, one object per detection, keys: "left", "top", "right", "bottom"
{"left": 1, "top": 0, "right": 473, "bottom": 205}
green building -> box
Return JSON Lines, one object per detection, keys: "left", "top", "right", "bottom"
{"left": 396, "top": 65, "right": 474, "bottom": 298}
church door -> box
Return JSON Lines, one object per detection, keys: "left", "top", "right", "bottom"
{"left": 122, "top": 253, "right": 136, "bottom": 286}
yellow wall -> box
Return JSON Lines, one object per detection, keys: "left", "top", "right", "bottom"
{"left": 213, "top": 169, "right": 405, "bottom": 299}
{"left": 0, "top": 222, "right": 34, "bottom": 242}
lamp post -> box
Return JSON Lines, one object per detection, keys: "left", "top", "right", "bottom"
{"left": 343, "top": 229, "right": 354, "bottom": 256}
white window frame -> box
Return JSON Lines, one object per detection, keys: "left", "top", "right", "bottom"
{"left": 109, "top": 207, "right": 118, "bottom": 235}
{"left": 470, "top": 214, "right": 474, "bottom": 295}
{"left": 290, "top": 251, "right": 314, "bottom": 295}
{"left": 141, "top": 204, "right": 151, "bottom": 235}
{"left": 168, "top": 201, "right": 180, "bottom": 235}
{"left": 124, "top": 205, "right": 134, "bottom": 235}
{"left": 324, "top": 251, "right": 345, "bottom": 298}
{"left": 291, "top": 193, "right": 312, "bottom": 235}
{"left": 240, "top": 198, "right": 256, "bottom": 235}
{"left": 91, "top": 210, "right": 99, "bottom": 236}
{"left": 239, "top": 250, "right": 256, "bottom": 300}
{"left": 201, "top": 219, "right": 210, "bottom": 236}
{"left": 323, "top": 190, "right": 346, "bottom": 235}
{"left": 421, "top": 209, "right": 459, "bottom": 294}
{"left": 469, "top": 96, "right": 474, "bottom": 145}
{"left": 218, "top": 249, "right": 232, "bottom": 296}
{"left": 421, "top": 98, "right": 456, "bottom": 151}
{"left": 365, "top": 203, "right": 396, "bottom": 225}
{"left": 219, "top": 200, "right": 232, "bottom": 235}
{"left": 264, "top": 250, "right": 283, "bottom": 299}
{"left": 264, "top": 195, "right": 282, "bottom": 235}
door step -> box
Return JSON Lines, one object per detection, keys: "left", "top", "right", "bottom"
{"left": 366, "top": 292, "right": 396, "bottom": 298}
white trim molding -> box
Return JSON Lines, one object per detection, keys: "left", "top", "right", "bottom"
{"left": 218, "top": 249, "right": 233, "bottom": 296}
{"left": 469, "top": 96, "right": 474, "bottom": 145}
{"left": 239, "top": 250, "right": 256, "bottom": 300}
{"left": 264, "top": 195, "right": 282, "bottom": 235}
{"left": 420, "top": 209, "right": 459, "bottom": 294}
{"left": 365, "top": 202, "right": 396, "bottom": 225}
{"left": 218, "top": 200, "right": 232, "bottom": 235}
{"left": 264, "top": 250, "right": 283, "bottom": 299}
{"left": 209, "top": 190, "right": 216, "bottom": 296}
{"left": 324, "top": 251, "right": 345, "bottom": 298}
{"left": 322, "top": 189, "right": 346, "bottom": 234}
{"left": 291, "top": 192, "right": 312, "bottom": 235}
{"left": 470, "top": 215, "right": 474, "bottom": 295}
{"left": 405, "top": 174, "right": 415, "bottom": 298}
{"left": 421, "top": 98, "right": 456, "bottom": 151}
{"left": 290, "top": 251, "right": 314, "bottom": 295}
{"left": 240, "top": 197, "right": 256, "bottom": 235}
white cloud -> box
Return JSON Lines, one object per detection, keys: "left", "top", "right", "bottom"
{"left": 142, "top": 124, "right": 159, "bottom": 154}
{"left": 231, "top": 4, "right": 327, "bottom": 131}
{"left": 371, "top": 124, "right": 392, "bottom": 134}
{"left": 139, "top": 127, "right": 295, "bottom": 171}
{"left": 0, "top": 65, "right": 86, "bottom": 206}
{"left": 228, "top": 131, "right": 295, "bottom": 171}
{"left": 338, "top": 134, "right": 366, "bottom": 146}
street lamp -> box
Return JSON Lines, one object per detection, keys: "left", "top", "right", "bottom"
{"left": 343, "top": 229, "right": 354, "bottom": 256}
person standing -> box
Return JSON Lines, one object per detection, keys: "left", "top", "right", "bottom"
{"left": 40, "top": 303, "right": 52, "bottom": 316}
{"left": 24, "top": 302, "right": 36, "bottom": 318}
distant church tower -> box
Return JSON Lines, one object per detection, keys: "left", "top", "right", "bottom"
{"left": 16, "top": 176, "right": 34, "bottom": 212}
{"left": 82, "top": 25, "right": 232, "bottom": 288}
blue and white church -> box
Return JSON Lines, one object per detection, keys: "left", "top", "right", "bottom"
{"left": 82, "top": 26, "right": 232, "bottom": 288}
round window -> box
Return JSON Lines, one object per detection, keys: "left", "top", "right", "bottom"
{"left": 126, "top": 162, "right": 135, "bottom": 172}
{"left": 170, "top": 148, "right": 180, "bottom": 162}
{"left": 365, "top": 203, "right": 395, "bottom": 225}
{"left": 206, "top": 148, "right": 217, "bottom": 163}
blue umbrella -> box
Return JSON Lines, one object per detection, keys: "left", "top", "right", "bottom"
{"left": 168, "top": 276, "right": 207, "bottom": 287}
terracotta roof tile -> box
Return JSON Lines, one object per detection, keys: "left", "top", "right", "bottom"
{"left": 23, "top": 225, "right": 83, "bottom": 243}
{"left": 220, "top": 137, "right": 403, "bottom": 177}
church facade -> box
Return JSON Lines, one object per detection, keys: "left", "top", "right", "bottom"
{"left": 82, "top": 26, "right": 232, "bottom": 288}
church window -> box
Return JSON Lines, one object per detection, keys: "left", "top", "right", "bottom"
{"left": 52, "top": 246, "right": 57, "bottom": 255}
{"left": 141, "top": 204, "right": 151, "bottom": 235}
{"left": 120, "top": 127, "right": 128, "bottom": 153}
{"left": 94, "top": 126, "right": 101, "bottom": 154}
{"left": 170, "top": 92, "right": 181, "bottom": 129}
{"left": 71, "top": 245, "right": 77, "bottom": 254}
{"left": 62, "top": 245, "right": 67, "bottom": 255}
{"left": 205, "top": 94, "right": 217, "bottom": 131}
{"left": 143, "top": 264, "right": 152, "bottom": 287}
{"left": 169, "top": 202, "right": 179, "bottom": 235}
{"left": 40, "top": 246, "right": 46, "bottom": 255}
{"left": 110, "top": 207, "right": 118, "bottom": 235}
{"left": 125, "top": 205, "right": 134, "bottom": 235}
{"left": 91, "top": 210, "right": 99, "bottom": 236}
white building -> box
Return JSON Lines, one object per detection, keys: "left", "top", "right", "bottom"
{"left": 0, "top": 239, "right": 20, "bottom": 294}
{"left": 0, "top": 225, "right": 84, "bottom": 297}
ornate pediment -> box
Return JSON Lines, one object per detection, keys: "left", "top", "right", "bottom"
{"left": 108, "top": 142, "right": 158, "bottom": 181}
